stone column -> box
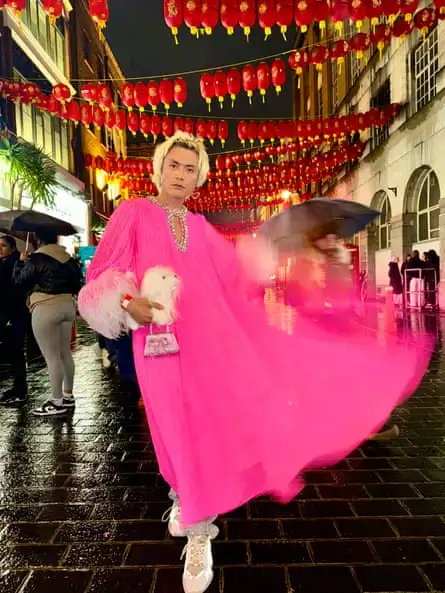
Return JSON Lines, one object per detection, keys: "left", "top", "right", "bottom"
{"left": 366, "top": 226, "right": 378, "bottom": 299}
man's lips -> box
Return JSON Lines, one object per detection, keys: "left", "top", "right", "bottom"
{"left": 171, "top": 184, "right": 185, "bottom": 189}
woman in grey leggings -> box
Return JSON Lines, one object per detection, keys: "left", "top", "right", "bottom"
{"left": 14, "top": 231, "right": 81, "bottom": 417}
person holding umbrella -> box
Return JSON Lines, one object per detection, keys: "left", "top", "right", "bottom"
{"left": 13, "top": 230, "right": 81, "bottom": 417}
{"left": 0, "top": 236, "right": 28, "bottom": 405}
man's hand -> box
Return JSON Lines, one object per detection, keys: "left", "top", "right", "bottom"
{"left": 20, "top": 251, "right": 29, "bottom": 261}
{"left": 125, "top": 297, "right": 163, "bottom": 325}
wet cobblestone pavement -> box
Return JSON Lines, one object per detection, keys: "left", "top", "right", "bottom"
{"left": 0, "top": 316, "right": 445, "bottom": 593}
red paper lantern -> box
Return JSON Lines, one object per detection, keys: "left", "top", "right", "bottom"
{"left": 81, "top": 83, "right": 97, "bottom": 105}
{"left": 213, "top": 71, "right": 227, "bottom": 108}
{"left": 81, "top": 104, "right": 93, "bottom": 126}
{"left": 121, "top": 82, "right": 135, "bottom": 111}
{"left": 93, "top": 105, "right": 105, "bottom": 129}
{"left": 314, "top": 0, "right": 330, "bottom": 33}
{"left": 164, "top": 0, "right": 183, "bottom": 44}
{"left": 207, "top": 119, "right": 218, "bottom": 144}
{"left": 434, "top": 0, "right": 445, "bottom": 16}
{"left": 201, "top": 0, "right": 219, "bottom": 34}
{"left": 271, "top": 58, "right": 286, "bottom": 94}
{"left": 247, "top": 121, "right": 257, "bottom": 146}
{"left": 42, "top": 0, "right": 63, "bottom": 23}
{"left": 183, "top": 0, "right": 202, "bottom": 37}
{"left": 216, "top": 155, "right": 225, "bottom": 170}
{"left": 382, "top": 0, "right": 400, "bottom": 24}
{"left": 52, "top": 83, "right": 71, "bottom": 104}
{"left": 104, "top": 109, "right": 116, "bottom": 129}
{"left": 350, "top": 32, "right": 371, "bottom": 59}
{"left": 257, "top": 121, "right": 268, "bottom": 145}
{"left": 184, "top": 118, "right": 195, "bottom": 135}
{"left": 162, "top": 116, "right": 173, "bottom": 137}
{"left": 200, "top": 73, "right": 215, "bottom": 110}
{"left": 237, "top": 120, "right": 248, "bottom": 145}
{"left": 128, "top": 112, "right": 140, "bottom": 136}
{"left": 173, "top": 77, "right": 187, "bottom": 108}
{"left": 349, "top": 0, "right": 368, "bottom": 31}
{"left": 398, "top": 0, "right": 419, "bottom": 22}
{"left": 256, "top": 62, "right": 271, "bottom": 102}
{"left": 174, "top": 118, "right": 184, "bottom": 133}
{"left": 147, "top": 81, "right": 161, "bottom": 112}
{"left": 6, "top": 0, "right": 26, "bottom": 18}
{"left": 414, "top": 7, "right": 437, "bottom": 37}
{"left": 226, "top": 68, "right": 241, "bottom": 107}
{"left": 288, "top": 50, "right": 309, "bottom": 89}
{"left": 330, "top": 0, "right": 349, "bottom": 34}
{"left": 330, "top": 39, "right": 350, "bottom": 71}
{"left": 371, "top": 24, "right": 391, "bottom": 57}
{"left": 392, "top": 14, "right": 414, "bottom": 37}
{"left": 114, "top": 110, "right": 127, "bottom": 134}
{"left": 239, "top": 0, "right": 256, "bottom": 39}
{"left": 159, "top": 79, "right": 174, "bottom": 112}
{"left": 66, "top": 99, "right": 81, "bottom": 125}
{"left": 151, "top": 114, "right": 162, "bottom": 141}
{"left": 242, "top": 64, "right": 257, "bottom": 103}
{"left": 89, "top": 0, "right": 109, "bottom": 29}
{"left": 134, "top": 82, "right": 148, "bottom": 112}
{"left": 196, "top": 119, "right": 208, "bottom": 140}
{"left": 98, "top": 82, "right": 113, "bottom": 110}
{"left": 258, "top": 0, "right": 276, "bottom": 39}
{"left": 22, "top": 82, "right": 40, "bottom": 103}
{"left": 220, "top": 0, "right": 239, "bottom": 34}
{"left": 274, "top": 0, "right": 293, "bottom": 40}
{"left": 218, "top": 119, "right": 228, "bottom": 146}
{"left": 294, "top": 0, "right": 314, "bottom": 33}
{"left": 267, "top": 121, "right": 277, "bottom": 142}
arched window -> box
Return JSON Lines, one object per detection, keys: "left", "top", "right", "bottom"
{"left": 417, "top": 170, "right": 440, "bottom": 242}
{"left": 376, "top": 194, "right": 391, "bottom": 250}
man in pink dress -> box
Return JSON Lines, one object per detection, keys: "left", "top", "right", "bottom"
{"left": 79, "top": 132, "right": 430, "bottom": 593}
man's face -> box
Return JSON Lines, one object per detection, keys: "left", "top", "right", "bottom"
{"left": 314, "top": 233, "right": 337, "bottom": 251}
{"left": 161, "top": 146, "right": 199, "bottom": 202}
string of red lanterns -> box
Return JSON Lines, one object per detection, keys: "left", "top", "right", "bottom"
{"left": 164, "top": 0, "right": 443, "bottom": 41}
{"left": 3, "top": 0, "right": 108, "bottom": 27}
{"left": 200, "top": 59, "right": 286, "bottom": 109}
{"left": 289, "top": 8, "right": 438, "bottom": 87}
{"left": 0, "top": 79, "right": 400, "bottom": 148}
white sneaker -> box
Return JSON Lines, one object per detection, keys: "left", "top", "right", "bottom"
{"left": 162, "top": 500, "right": 186, "bottom": 538}
{"left": 101, "top": 349, "right": 112, "bottom": 369}
{"left": 181, "top": 526, "right": 218, "bottom": 593}
{"left": 369, "top": 425, "right": 400, "bottom": 441}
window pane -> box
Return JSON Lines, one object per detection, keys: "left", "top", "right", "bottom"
{"left": 380, "top": 226, "right": 387, "bottom": 250}
{"left": 61, "top": 123, "right": 69, "bottom": 170}
{"left": 21, "top": 103, "right": 34, "bottom": 142}
{"left": 429, "top": 172, "right": 440, "bottom": 207}
{"left": 429, "top": 207, "right": 439, "bottom": 233}
{"left": 43, "top": 112, "right": 53, "bottom": 156}
{"left": 418, "top": 212, "right": 428, "bottom": 241}
{"left": 35, "top": 108, "right": 44, "bottom": 149}
{"left": 418, "top": 178, "right": 428, "bottom": 211}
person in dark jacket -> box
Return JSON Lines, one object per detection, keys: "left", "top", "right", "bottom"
{"left": 406, "top": 250, "right": 424, "bottom": 308}
{"left": 14, "top": 231, "right": 81, "bottom": 417}
{"left": 0, "top": 236, "right": 28, "bottom": 405}
{"left": 388, "top": 258, "right": 403, "bottom": 306}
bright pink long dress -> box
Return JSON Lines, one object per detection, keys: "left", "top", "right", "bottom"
{"left": 78, "top": 198, "right": 431, "bottom": 526}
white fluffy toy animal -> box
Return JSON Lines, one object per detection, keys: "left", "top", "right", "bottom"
{"left": 125, "top": 266, "right": 181, "bottom": 331}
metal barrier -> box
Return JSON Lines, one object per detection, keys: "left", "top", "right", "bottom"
{"left": 403, "top": 268, "right": 438, "bottom": 309}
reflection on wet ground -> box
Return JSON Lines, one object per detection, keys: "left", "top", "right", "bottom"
{"left": 0, "top": 313, "right": 444, "bottom": 592}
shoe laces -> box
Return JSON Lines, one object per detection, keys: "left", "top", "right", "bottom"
{"left": 161, "top": 500, "right": 180, "bottom": 524}
{"left": 181, "top": 534, "right": 210, "bottom": 577}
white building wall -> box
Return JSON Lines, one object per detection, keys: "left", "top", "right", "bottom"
{"left": 328, "top": 17, "right": 445, "bottom": 300}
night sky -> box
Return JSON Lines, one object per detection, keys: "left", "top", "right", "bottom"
{"left": 106, "top": 0, "right": 297, "bottom": 154}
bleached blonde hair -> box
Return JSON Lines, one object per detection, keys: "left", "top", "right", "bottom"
{"left": 152, "top": 131, "right": 210, "bottom": 192}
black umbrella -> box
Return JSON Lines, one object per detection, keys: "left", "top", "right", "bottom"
{"left": 259, "top": 198, "right": 380, "bottom": 250}
{"left": 0, "top": 210, "right": 77, "bottom": 236}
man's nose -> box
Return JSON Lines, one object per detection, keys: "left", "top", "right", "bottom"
{"left": 175, "top": 167, "right": 185, "bottom": 179}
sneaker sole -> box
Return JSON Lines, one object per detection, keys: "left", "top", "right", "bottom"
{"left": 32, "top": 409, "right": 68, "bottom": 417}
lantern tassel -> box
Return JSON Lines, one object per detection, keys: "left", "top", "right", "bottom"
{"left": 280, "top": 26, "right": 287, "bottom": 41}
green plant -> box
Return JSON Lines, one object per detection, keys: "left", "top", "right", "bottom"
{"left": 0, "top": 136, "right": 58, "bottom": 210}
